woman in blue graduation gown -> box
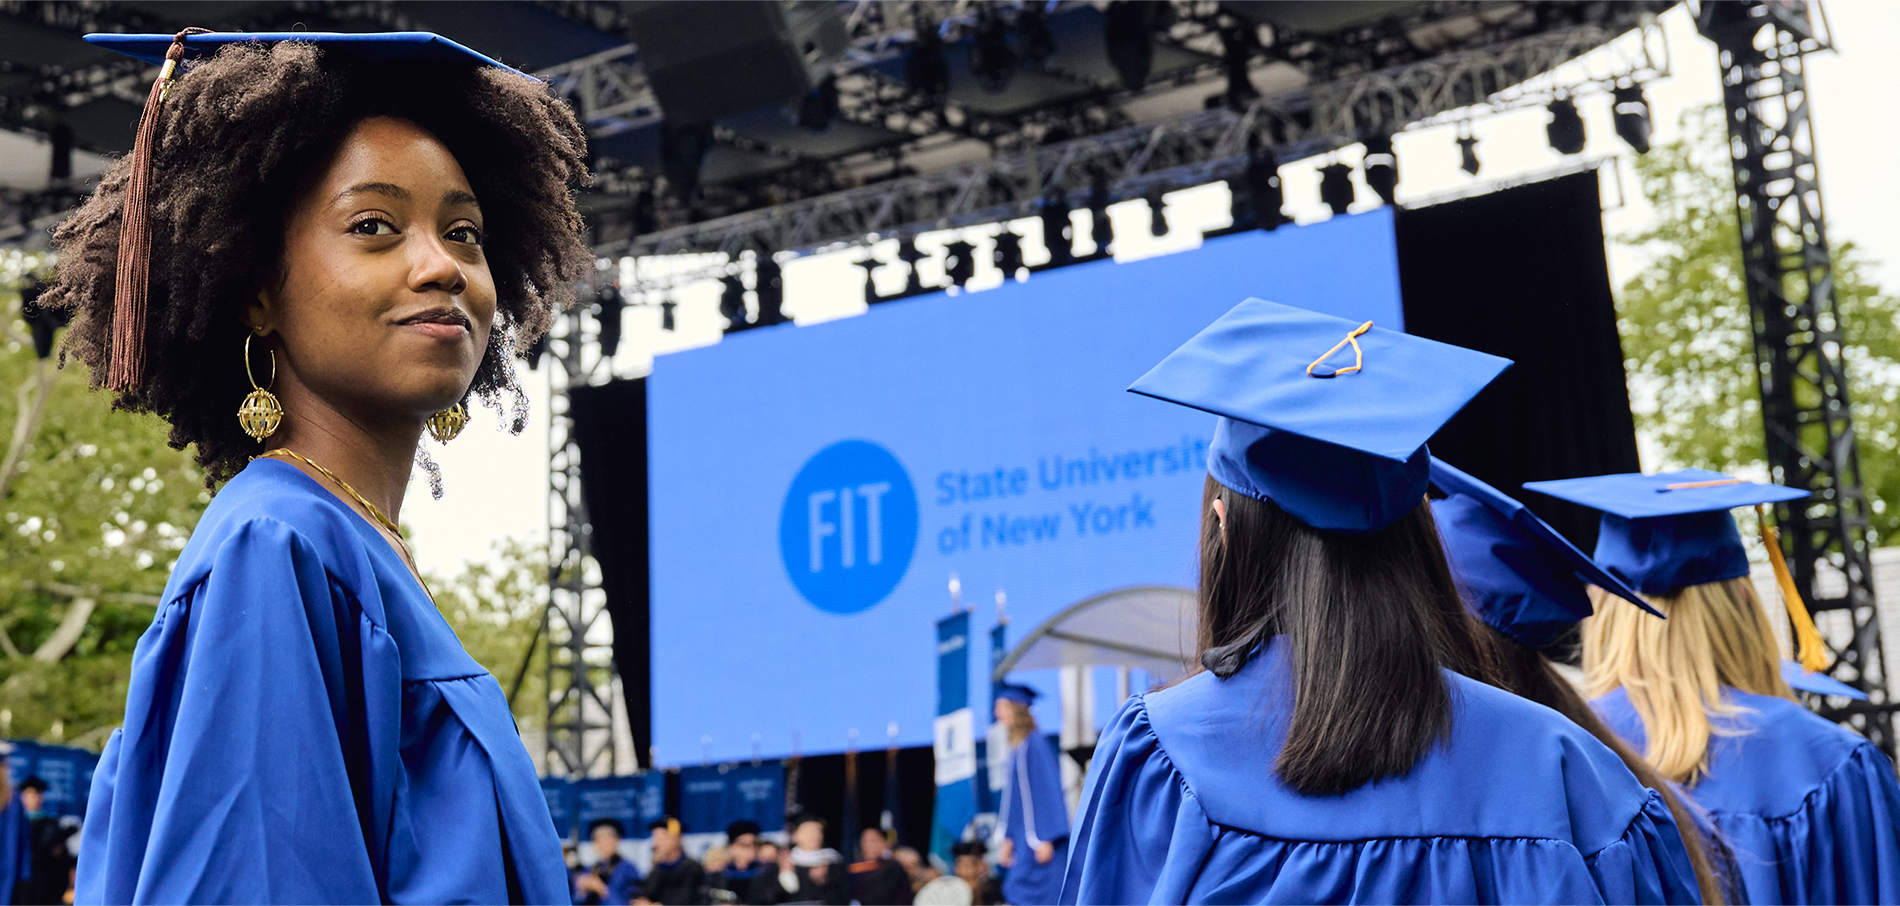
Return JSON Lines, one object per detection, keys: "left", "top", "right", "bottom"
{"left": 991, "top": 684, "right": 1068, "bottom": 906}
{"left": 1529, "top": 470, "right": 1900, "bottom": 905}
{"left": 44, "top": 29, "right": 591, "bottom": 904}
{"left": 1061, "top": 300, "right": 1703, "bottom": 905}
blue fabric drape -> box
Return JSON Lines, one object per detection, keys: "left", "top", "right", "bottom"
{"left": 1060, "top": 637, "right": 1702, "bottom": 905}
{"left": 1597, "top": 686, "right": 1900, "bottom": 904}
{"left": 75, "top": 459, "right": 566, "bottom": 904}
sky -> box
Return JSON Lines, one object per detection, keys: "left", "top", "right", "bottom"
{"left": 401, "top": 2, "right": 1900, "bottom": 579}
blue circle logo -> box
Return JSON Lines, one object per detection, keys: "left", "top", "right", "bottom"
{"left": 779, "top": 440, "right": 919, "bottom": 614}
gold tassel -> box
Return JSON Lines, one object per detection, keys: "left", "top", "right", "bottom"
{"left": 1757, "top": 504, "right": 1831, "bottom": 673}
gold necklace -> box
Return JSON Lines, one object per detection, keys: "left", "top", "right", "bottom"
{"left": 257, "top": 448, "right": 412, "bottom": 560}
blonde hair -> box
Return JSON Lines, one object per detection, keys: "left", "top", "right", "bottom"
{"left": 1582, "top": 577, "right": 1795, "bottom": 784}
{"left": 999, "top": 699, "right": 1037, "bottom": 749}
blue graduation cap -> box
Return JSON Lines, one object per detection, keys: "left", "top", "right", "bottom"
{"left": 994, "top": 683, "right": 1040, "bottom": 706}
{"left": 1782, "top": 660, "right": 1869, "bottom": 700}
{"left": 1428, "top": 458, "right": 1659, "bottom": 648}
{"left": 1519, "top": 470, "right": 1808, "bottom": 596}
{"left": 1129, "top": 299, "right": 1511, "bottom": 535}
{"left": 85, "top": 31, "right": 523, "bottom": 75}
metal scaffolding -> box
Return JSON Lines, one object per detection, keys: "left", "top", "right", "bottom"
{"left": 1697, "top": 1, "right": 1896, "bottom": 751}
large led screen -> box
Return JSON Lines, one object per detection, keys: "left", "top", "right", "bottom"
{"left": 648, "top": 210, "right": 1402, "bottom": 762}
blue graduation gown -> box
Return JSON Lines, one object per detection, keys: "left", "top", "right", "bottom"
{"left": 0, "top": 792, "right": 30, "bottom": 899}
{"left": 1060, "top": 637, "right": 1702, "bottom": 905}
{"left": 999, "top": 732, "right": 1070, "bottom": 906}
{"left": 74, "top": 459, "right": 567, "bottom": 904}
{"left": 1596, "top": 686, "right": 1900, "bottom": 904}
{"left": 572, "top": 856, "right": 642, "bottom": 905}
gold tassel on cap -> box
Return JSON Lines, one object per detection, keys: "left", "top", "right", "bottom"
{"left": 107, "top": 27, "right": 208, "bottom": 392}
{"left": 1757, "top": 503, "right": 1832, "bottom": 673}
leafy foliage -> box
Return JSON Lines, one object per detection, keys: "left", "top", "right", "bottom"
{"left": 1615, "top": 106, "right": 1900, "bottom": 544}
{"left": 423, "top": 535, "right": 548, "bottom": 734}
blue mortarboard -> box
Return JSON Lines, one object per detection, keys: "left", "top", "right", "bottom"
{"left": 1520, "top": 470, "right": 1809, "bottom": 596}
{"left": 1782, "top": 660, "right": 1869, "bottom": 700}
{"left": 85, "top": 31, "right": 524, "bottom": 75}
{"left": 1129, "top": 299, "right": 1510, "bottom": 535}
{"left": 1429, "top": 458, "right": 1660, "bottom": 648}
{"left": 994, "top": 683, "right": 1039, "bottom": 706}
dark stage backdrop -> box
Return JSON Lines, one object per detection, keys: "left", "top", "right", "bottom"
{"left": 570, "top": 378, "right": 653, "bottom": 767}
{"left": 1397, "top": 171, "right": 1641, "bottom": 549}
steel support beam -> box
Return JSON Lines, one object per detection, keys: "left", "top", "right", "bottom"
{"left": 1698, "top": 1, "right": 1896, "bottom": 751}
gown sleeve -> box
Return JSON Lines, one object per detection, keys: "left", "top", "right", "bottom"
{"left": 1016, "top": 734, "right": 1072, "bottom": 847}
{"left": 1718, "top": 742, "right": 1900, "bottom": 905}
{"left": 74, "top": 517, "right": 386, "bottom": 905}
{"left": 1061, "top": 696, "right": 1703, "bottom": 906}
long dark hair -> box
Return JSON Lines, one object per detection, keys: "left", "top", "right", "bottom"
{"left": 1196, "top": 475, "right": 1502, "bottom": 796}
{"left": 1488, "top": 629, "right": 1730, "bottom": 905}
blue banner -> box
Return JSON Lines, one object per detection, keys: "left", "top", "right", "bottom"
{"left": 932, "top": 611, "right": 976, "bottom": 865}
{"left": 677, "top": 762, "right": 785, "bottom": 836}
{"left": 571, "top": 773, "right": 667, "bottom": 839}
{"left": 543, "top": 776, "right": 577, "bottom": 840}
{"left": 6, "top": 739, "right": 98, "bottom": 818}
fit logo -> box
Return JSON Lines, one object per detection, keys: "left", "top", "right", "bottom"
{"left": 780, "top": 440, "right": 918, "bottom": 613}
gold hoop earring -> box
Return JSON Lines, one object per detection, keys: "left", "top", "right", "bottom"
{"left": 238, "top": 334, "right": 283, "bottom": 441}
{"left": 426, "top": 403, "right": 467, "bottom": 444}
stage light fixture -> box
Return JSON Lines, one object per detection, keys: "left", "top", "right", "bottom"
{"left": 994, "top": 229, "right": 1026, "bottom": 281}
{"left": 48, "top": 122, "right": 72, "bottom": 182}
{"left": 1039, "top": 188, "right": 1074, "bottom": 267}
{"left": 1318, "top": 162, "right": 1355, "bottom": 216}
{"left": 719, "top": 273, "right": 750, "bottom": 331}
{"left": 633, "top": 185, "right": 657, "bottom": 235}
{"left": 660, "top": 120, "right": 716, "bottom": 201}
{"left": 906, "top": 19, "right": 950, "bottom": 103}
{"left": 1457, "top": 127, "right": 1480, "bottom": 175}
{"left": 1613, "top": 84, "right": 1652, "bottom": 155}
{"left": 755, "top": 255, "right": 786, "bottom": 325}
{"left": 660, "top": 297, "right": 677, "bottom": 332}
{"left": 1105, "top": 1, "right": 1169, "bottom": 91}
{"left": 594, "top": 283, "right": 625, "bottom": 357}
{"left": 1546, "top": 97, "right": 1586, "bottom": 155}
{"left": 1243, "top": 143, "right": 1285, "bottom": 230}
{"left": 943, "top": 240, "right": 977, "bottom": 288}
{"left": 1146, "top": 191, "right": 1169, "bottom": 237}
{"left": 970, "top": 9, "right": 1017, "bottom": 93}
{"left": 1018, "top": 5, "right": 1055, "bottom": 66}
{"left": 796, "top": 76, "right": 839, "bottom": 131}
{"left": 1362, "top": 135, "right": 1398, "bottom": 207}
{"left": 1218, "top": 22, "right": 1259, "bottom": 111}
{"left": 1088, "top": 168, "right": 1114, "bottom": 255}
{"left": 855, "top": 256, "right": 884, "bottom": 305}
{"left": 897, "top": 236, "right": 928, "bottom": 295}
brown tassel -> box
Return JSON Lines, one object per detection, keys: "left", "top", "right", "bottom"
{"left": 107, "top": 28, "right": 207, "bottom": 392}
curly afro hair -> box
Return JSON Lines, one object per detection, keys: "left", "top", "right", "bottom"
{"left": 42, "top": 41, "right": 592, "bottom": 485}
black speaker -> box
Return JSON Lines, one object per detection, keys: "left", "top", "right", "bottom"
{"left": 625, "top": 0, "right": 847, "bottom": 124}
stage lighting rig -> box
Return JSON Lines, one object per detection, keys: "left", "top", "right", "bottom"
{"left": 994, "top": 229, "right": 1026, "bottom": 281}
{"left": 1239, "top": 143, "right": 1285, "bottom": 230}
{"left": 1546, "top": 97, "right": 1586, "bottom": 155}
{"left": 970, "top": 9, "right": 1017, "bottom": 93}
{"left": 796, "top": 76, "right": 839, "bottom": 132}
{"left": 1105, "top": 1, "right": 1170, "bottom": 91}
{"left": 906, "top": 17, "right": 950, "bottom": 103}
{"left": 1087, "top": 168, "right": 1115, "bottom": 256}
{"left": 1218, "top": 21, "right": 1259, "bottom": 111}
{"left": 1018, "top": 5, "right": 1055, "bottom": 67}
{"left": 660, "top": 296, "right": 677, "bottom": 332}
{"left": 1146, "top": 191, "right": 1169, "bottom": 238}
{"left": 720, "top": 273, "right": 750, "bottom": 331}
{"left": 1362, "top": 135, "right": 1398, "bottom": 207}
{"left": 660, "top": 121, "right": 716, "bottom": 201}
{"left": 1613, "top": 84, "right": 1652, "bottom": 154}
{"left": 944, "top": 240, "right": 977, "bottom": 289}
{"left": 755, "top": 255, "right": 786, "bottom": 325}
{"left": 1457, "top": 125, "right": 1480, "bottom": 176}
{"left": 1040, "top": 188, "right": 1074, "bottom": 267}
{"left": 594, "top": 283, "right": 626, "bottom": 357}
{"left": 897, "top": 236, "right": 928, "bottom": 296}
{"left": 1319, "top": 162, "right": 1355, "bottom": 216}
{"left": 856, "top": 256, "right": 884, "bottom": 305}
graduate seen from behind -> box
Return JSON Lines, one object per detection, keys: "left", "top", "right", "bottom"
{"left": 1527, "top": 471, "right": 1900, "bottom": 905}
{"left": 1428, "top": 458, "right": 1735, "bottom": 903}
{"left": 1059, "top": 300, "right": 1704, "bottom": 905}
{"left": 989, "top": 684, "right": 1068, "bottom": 906}
{"left": 42, "top": 28, "right": 591, "bottom": 905}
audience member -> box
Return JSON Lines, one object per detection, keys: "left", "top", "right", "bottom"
{"left": 573, "top": 819, "right": 642, "bottom": 906}
{"left": 15, "top": 777, "right": 73, "bottom": 906}
{"left": 848, "top": 828, "right": 912, "bottom": 905}
{"left": 892, "top": 846, "right": 939, "bottom": 896}
{"left": 952, "top": 842, "right": 1001, "bottom": 906}
{"left": 636, "top": 818, "right": 706, "bottom": 906}
{"left": 750, "top": 814, "right": 845, "bottom": 905}
{"left": 708, "top": 820, "right": 769, "bottom": 904}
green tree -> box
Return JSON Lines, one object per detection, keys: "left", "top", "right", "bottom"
{"left": 424, "top": 534, "right": 547, "bottom": 735}
{"left": 1616, "top": 105, "right": 1900, "bottom": 544}
{"left": 0, "top": 249, "right": 211, "bottom": 748}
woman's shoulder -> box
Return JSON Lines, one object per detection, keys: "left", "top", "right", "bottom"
{"left": 165, "top": 459, "right": 378, "bottom": 600}
{"left": 1695, "top": 687, "right": 1884, "bottom": 818}
{"left": 1136, "top": 644, "right": 1654, "bottom": 852}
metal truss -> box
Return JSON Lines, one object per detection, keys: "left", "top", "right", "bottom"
{"left": 1697, "top": 2, "right": 1896, "bottom": 752}
{"left": 593, "top": 19, "right": 1665, "bottom": 290}
{"left": 536, "top": 44, "right": 663, "bottom": 138}
{"left": 544, "top": 294, "right": 620, "bottom": 778}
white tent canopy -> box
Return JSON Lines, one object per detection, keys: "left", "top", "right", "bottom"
{"left": 993, "top": 585, "right": 1199, "bottom": 685}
